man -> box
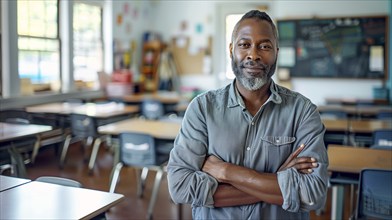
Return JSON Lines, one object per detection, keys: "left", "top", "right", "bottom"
{"left": 167, "top": 10, "right": 328, "bottom": 219}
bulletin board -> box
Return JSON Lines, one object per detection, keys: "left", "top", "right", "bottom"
{"left": 277, "top": 15, "right": 388, "bottom": 79}
{"left": 170, "top": 36, "right": 212, "bottom": 75}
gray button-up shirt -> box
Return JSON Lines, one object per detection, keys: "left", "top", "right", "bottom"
{"left": 167, "top": 80, "right": 329, "bottom": 220}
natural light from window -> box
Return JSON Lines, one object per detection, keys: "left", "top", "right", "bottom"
{"left": 17, "top": 0, "right": 60, "bottom": 93}
{"left": 73, "top": 3, "right": 103, "bottom": 90}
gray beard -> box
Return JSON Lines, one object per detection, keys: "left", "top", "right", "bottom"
{"left": 231, "top": 59, "right": 276, "bottom": 91}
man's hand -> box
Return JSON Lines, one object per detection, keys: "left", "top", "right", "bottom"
{"left": 278, "top": 144, "right": 318, "bottom": 174}
{"left": 202, "top": 155, "right": 226, "bottom": 182}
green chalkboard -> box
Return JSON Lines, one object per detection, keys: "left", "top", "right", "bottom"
{"left": 277, "top": 16, "right": 387, "bottom": 79}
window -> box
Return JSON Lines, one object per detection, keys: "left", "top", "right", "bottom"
{"left": 17, "top": 0, "right": 60, "bottom": 93}
{"left": 73, "top": 2, "right": 103, "bottom": 90}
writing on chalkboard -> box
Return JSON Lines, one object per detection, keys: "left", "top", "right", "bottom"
{"left": 277, "top": 16, "right": 387, "bottom": 79}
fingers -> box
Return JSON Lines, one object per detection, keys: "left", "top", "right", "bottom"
{"left": 292, "top": 144, "right": 305, "bottom": 158}
{"left": 294, "top": 157, "right": 318, "bottom": 174}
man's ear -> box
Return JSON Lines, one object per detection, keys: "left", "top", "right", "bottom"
{"left": 229, "top": 43, "right": 233, "bottom": 58}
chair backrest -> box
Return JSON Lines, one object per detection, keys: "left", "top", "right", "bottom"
{"left": 36, "top": 176, "right": 82, "bottom": 188}
{"left": 320, "top": 110, "right": 347, "bottom": 119}
{"left": 377, "top": 111, "right": 392, "bottom": 120}
{"left": 5, "top": 118, "right": 30, "bottom": 124}
{"left": 141, "top": 99, "right": 165, "bottom": 120}
{"left": 70, "top": 114, "right": 97, "bottom": 137}
{"left": 0, "top": 109, "right": 31, "bottom": 123}
{"left": 356, "top": 169, "right": 392, "bottom": 219}
{"left": 370, "top": 144, "right": 392, "bottom": 150}
{"left": 119, "top": 132, "right": 169, "bottom": 167}
{"left": 373, "top": 129, "right": 392, "bottom": 146}
{"left": 65, "top": 98, "right": 84, "bottom": 104}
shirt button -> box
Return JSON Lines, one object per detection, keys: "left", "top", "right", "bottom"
{"left": 251, "top": 122, "right": 254, "bottom": 125}
{"left": 247, "top": 147, "right": 251, "bottom": 150}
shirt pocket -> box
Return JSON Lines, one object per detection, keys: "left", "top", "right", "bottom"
{"left": 260, "top": 136, "right": 296, "bottom": 172}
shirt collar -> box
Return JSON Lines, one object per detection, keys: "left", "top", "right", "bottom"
{"left": 227, "top": 79, "right": 282, "bottom": 108}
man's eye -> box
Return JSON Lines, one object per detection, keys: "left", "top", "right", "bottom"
{"left": 260, "top": 44, "right": 272, "bottom": 50}
{"left": 238, "top": 43, "right": 250, "bottom": 48}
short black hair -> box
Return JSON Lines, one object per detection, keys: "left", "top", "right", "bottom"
{"left": 231, "top": 10, "right": 279, "bottom": 47}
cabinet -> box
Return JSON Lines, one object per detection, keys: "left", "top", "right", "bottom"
{"left": 140, "top": 40, "right": 164, "bottom": 92}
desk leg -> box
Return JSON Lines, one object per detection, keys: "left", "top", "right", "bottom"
{"left": 8, "top": 146, "right": 27, "bottom": 178}
{"left": 332, "top": 185, "right": 344, "bottom": 220}
{"left": 109, "top": 137, "right": 120, "bottom": 184}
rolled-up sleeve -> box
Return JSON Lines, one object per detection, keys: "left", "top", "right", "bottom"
{"left": 167, "top": 98, "right": 218, "bottom": 208}
{"left": 277, "top": 101, "right": 329, "bottom": 212}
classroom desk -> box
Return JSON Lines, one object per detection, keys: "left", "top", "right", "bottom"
{"left": 0, "top": 175, "right": 31, "bottom": 192}
{"left": 322, "top": 119, "right": 392, "bottom": 146}
{"left": 318, "top": 105, "right": 392, "bottom": 118}
{"left": 322, "top": 118, "right": 350, "bottom": 132}
{"left": 121, "top": 92, "right": 185, "bottom": 105}
{"left": 98, "top": 118, "right": 181, "bottom": 218}
{"left": 26, "top": 102, "right": 139, "bottom": 118}
{"left": 25, "top": 102, "right": 83, "bottom": 115}
{"left": 0, "top": 181, "right": 124, "bottom": 220}
{"left": 325, "top": 98, "right": 390, "bottom": 106}
{"left": 26, "top": 102, "right": 139, "bottom": 128}
{"left": 98, "top": 118, "right": 181, "bottom": 169}
{"left": 322, "top": 119, "right": 392, "bottom": 133}
{"left": 0, "top": 122, "right": 53, "bottom": 177}
{"left": 0, "top": 122, "right": 52, "bottom": 143}
{"left": 98, "top": 118, "right": 181, "bottom": 140}
{"left": 327, "top": 145, "right": 392, "bottom": 220}
{"left": 349, "top": 119, "right": 392, "bottom": 133}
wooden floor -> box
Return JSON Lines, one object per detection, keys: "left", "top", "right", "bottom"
{"left": 16, "top": 142, "right": 353, "bottom": 220}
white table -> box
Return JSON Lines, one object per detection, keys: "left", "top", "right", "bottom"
{"left": 0, "top": 181, "right": 124, "bottom": 220}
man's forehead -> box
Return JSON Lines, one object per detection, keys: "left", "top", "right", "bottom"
{"left": 235, "top": 19, "right": 274, "bottom": 39}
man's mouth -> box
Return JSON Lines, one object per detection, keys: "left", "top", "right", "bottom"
{"left": 244, "top": 67, "right": 265, "bottom": 75}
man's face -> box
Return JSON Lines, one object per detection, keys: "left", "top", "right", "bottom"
{"left": 230, "top": 19, "right": 279, "bottom": 91}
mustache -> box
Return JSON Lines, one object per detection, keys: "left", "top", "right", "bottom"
{"left": 240, "top": 60, "right": 268, "bottom": 69}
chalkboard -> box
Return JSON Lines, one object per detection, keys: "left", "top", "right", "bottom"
{"left": 277, "top": 16, "right": 387, "bottom": 79}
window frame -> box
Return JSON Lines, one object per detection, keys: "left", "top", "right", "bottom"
{"left": 17, "top": 0, "right": 61, "bottom": 93}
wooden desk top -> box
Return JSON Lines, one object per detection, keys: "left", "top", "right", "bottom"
{"left": 322, "top": 119, "right": 392, "bottom": 133}
{"left": 72, "top": 103, "right": 139, "bottom": 118}
{"left": 25, "top": 102, "right": 82, "bottom": 114}
{"left": 322, "top": 119, "right": 349, "bottom": 132}
{"left": 0, "top": 181, "right": 124, "bottom": 220}
{"left": 0, "top": 175, "right": 31, "bottom": 192}
{"left": 122, "top": 92, "right": 185, "bottom": 104}
{"left": 328, "top": 145, "right": 392, "bottom": 173}
{"left": 98, "top": 118, "right": 181, "bottom": 140}
{"left": 0, "top": 122, "right": 52, "bottom": 143}
{"left": 26, "top": 102, "right": 139, "bottom": 118}
{"left": 349, "top": 119, "right": 392, "bottom": 133}
{"left": 318, "top": 104, "right": 392, "bottom": 117}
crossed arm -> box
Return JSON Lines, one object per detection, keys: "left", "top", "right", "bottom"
{"left": 202, "top": 144, "right": 319, "bottom": 207}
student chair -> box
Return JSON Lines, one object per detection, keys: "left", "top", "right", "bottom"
{"left": 377, "top": 111, "right": 392, "bottom": 120}
{"left": 372, "top": 129, "right": 392, "bottom": 147}
{"left": 36, "top": 176, "right": 83, "bottom": 188}
{"left": 109, "top": 132, "right": 173, "bottom": 220}
{"left": 60, "top": 113, "right": 104, "bottom": 171}
{"left": 370, "top": 144, "right": 392, "bottom": 150}
{"left": 140, "top": 99, "right": 165, "bottom": 120}
{"left": 2, "top": 118, "right": 65, "bottom": 176}
{"left": 355, "top": 169, "right": 392, "bottom": 219}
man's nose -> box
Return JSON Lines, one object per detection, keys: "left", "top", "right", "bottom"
{"left": 247, "top": 46, "right": 261, "bottom": 61}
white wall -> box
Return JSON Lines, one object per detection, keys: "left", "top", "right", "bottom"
{"left": 148, "top": 1, "right": 390, "bottom": 105}
{"left": 112, "top": 1, "right": 152, "bottom": 80}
